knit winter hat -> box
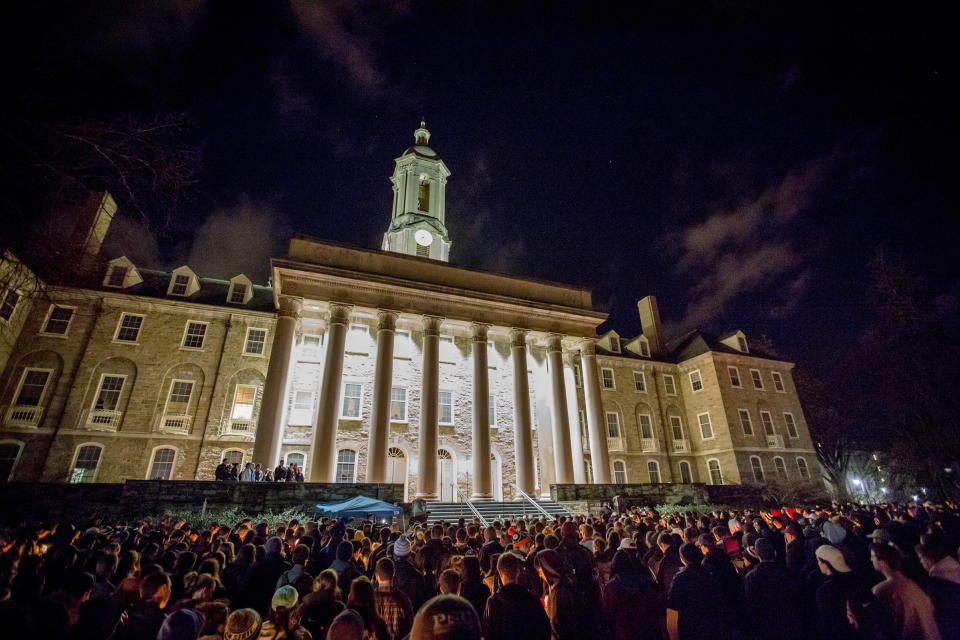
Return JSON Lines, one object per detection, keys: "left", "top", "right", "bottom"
{"left": 272, "top": 585, "right": 298, "bottom": 611}
{"left": 224, "top": 608, "right": 262, "bottom": 640}
{"left": 754, "top": 538, "right": 776, "bottom": 562}
{"left": 394, "top": 535, "right": 411, "bottom": 557}
{"left": 822, "top": 521, "right": 847, "bottom": 545}
{"left": 815, "top": 545, "right": 851, "bottom": 573}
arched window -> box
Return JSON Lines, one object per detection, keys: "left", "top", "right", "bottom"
{"left": 286, "top": 452, "right": 306, "bottom": 471}
{"left": 796, "top": 457, "right": 810, "bottom": 479}
{"left": 0, "top": 441, "right": 23, "bottom": 482}
{"left": 773, "top": 456, "right": 787, "bottom": 480}
{"left": 679, "top": 460, "right": 692, "bottom": 484}
{"left": 612, "top": 460, "right": 627, "bottom": 484}
{"left": 148, "top": 447, "right": 176, "bottom": 480}
{"left": 707, "top": 459, "right": 723, "bottom": 485}
{"left": 336, "top": 449, "right": 357, "bottom": 483}
{"left": 647, "top": 460, "right": 661, "bottom": 483}
{"left": 222, "top": 449, "right": 244, "bottom": 466}
{"left": 750, "top": 456, "right": 764, "bottom": 483}
{"left": 71, "top": 444, "right": 103, "bottom": 483}
{"left": 386, "top": 447, "right": 407, "bottom": 498}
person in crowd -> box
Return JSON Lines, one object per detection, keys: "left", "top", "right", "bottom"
{"left": 243, "top": 537, "right": 291, "bottom": 616}
{"left": 108, "top": 571, "right": 171, "bottom": 640}
{"left": 274, "top": 459, "right": 288, "bottom": 482}
{"left": 602, "top": 549, "right": 664, "bottom": 640}
{"left": 483, "top": 552, "right": 551, "bottom": 640}
{"left": 259, "top": 585, "right": 311, "bottom": 639}
{"left": 346, "top": 576, "right": 390, "bottom": 640}
{"left": 814, "top": 544, "right": 863, "bottom": 640}
{"left": 666, "top": 543, "right": 725, "bottom": 640}
{"left": 373, "top": 558, "right": 414, "bottom": 640}
{"left": 742, "top": 537, "right": 804, "bottom": 640}
{"left": 870, "top": 543, "right": 941, "bottom": 640}
{"left": 300, "top": 569, "right": 344, "bottom": 640}
{"left": 277, "top": 543, "right": 312, "bottom": 597}
{"left": 412, "top": 594, "right": 481, "bottom": 640}
{"left": 330, "top": 540, "right": 360, "bottom": 597}
{"left": 458, "top": 555, "right": 491, "bottom": 618}
{"left": 223, "top": 608, "right": 261, "bottom": 640}
{"left": 916, "top": 537, "right": 960, "bottom": 640}
{"left": 479, "top": 526, "right": 504, "bottom": 575}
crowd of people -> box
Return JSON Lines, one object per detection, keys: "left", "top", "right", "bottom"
{"left": 1, "top": 500, "right": 959, "bottom": 640}
{"left": 214, "top": 458, "right": 305, "bottom": 483}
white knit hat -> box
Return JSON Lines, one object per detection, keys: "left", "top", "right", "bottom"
{"left": 394, "top": 535, "right": 411, "bottom": 557}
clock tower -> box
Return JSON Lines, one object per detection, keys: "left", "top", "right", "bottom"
{"left": 382, "top": 121, "right": 452, "bottom": 262}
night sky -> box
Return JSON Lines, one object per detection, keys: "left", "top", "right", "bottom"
{"left": 2, "top": 0, "right": 958, "bottom": 381}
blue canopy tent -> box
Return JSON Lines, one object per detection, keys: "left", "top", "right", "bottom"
{"left": 315, "top": 496, "right": 402, "bottom": 518}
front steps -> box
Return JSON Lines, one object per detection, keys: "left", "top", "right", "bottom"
{"left": 423, "top": 499, "right": 571, "bottom": 525}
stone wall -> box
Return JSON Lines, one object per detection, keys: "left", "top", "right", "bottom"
{"left": 0, "top": 481, "right": 404, "bottom": 523}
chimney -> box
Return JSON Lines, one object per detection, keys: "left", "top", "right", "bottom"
{"left": 637, "top": 295, "right": 665, "bottom": 357}
{"left": 68, "top": 192, "right": 117, "bottom": 276}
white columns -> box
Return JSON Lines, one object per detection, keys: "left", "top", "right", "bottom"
{"left": 563, "top": 351, "right": 587, "bottom": 483}
{"left": 471, "top": 323, "right": 492, "bottom": 499}
{"left": 581, "top": 339, "right": 611, "bottom": 483}
{"left": 309, "top": 302, "right": 352, "bottom": 482}
{"left": 253, "top": 295, "right": 302, "bottom": 468}
{"left": 546, "top": 335, "right": 574, "bottom": 483}
{"left": 366, "top": 310, "right": 398, "bottom": 482}
{"left": 416, "top": 316, "right": 443, "bottom": 498}
{"left": 511, "top": 329, "right": 536, "bottom": 493}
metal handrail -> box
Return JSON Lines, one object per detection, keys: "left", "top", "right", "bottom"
{"left": 456, "top": 486, "right": 489, "bottom": 527}
{"left": 513, "top": 484, "right": 553, "bottom": 519}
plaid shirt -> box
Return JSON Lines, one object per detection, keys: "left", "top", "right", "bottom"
{"left": 374, "top": 584, "right": 414, "bottom": 640}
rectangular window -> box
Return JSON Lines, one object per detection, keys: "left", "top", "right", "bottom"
{"left": 168, "top": 380, "right": 193, "bottom": 405}
{"left": 439, "top": 335, "right": 456, "bottom": 363}
{"left": 670, "top": 415, "right": 683, "bottom": 441}
{"left": 289, "top": 390, "right": 314, "bottom": 425}
{"left": 341, "top": 383, "right": 362, "bottom": 419}
{"left": 609, "top": 336, "right": 620, "bottom": 353}
{"left": 106, "top": 265, "right": 127, "bottom": 287}
{"left": 760, "top": 410, "right": 775, "bottom": 435}
{"left": 784, "top": 412, "right": 799, "bottom": 438}
{"left": 390, "top": 387, "right": 407, "bottom": 422}
{"left": 42, "top": 306, "right": 75, "bottom": 335}
{"left": 738, "top": 409, "right": 754, "bottom": 435}
{"left": 750, "top": 369, "right": 764, "bottom": 390}
{"left": 774, "top": 457, "right": 787, "bottom": 480}
{"left": 300, "top": 334, "right": 322, "bottom": 360}
{"left": 418, "top": 180, "right": 431, "bottom": 211}
{"left": 663, "top": 374, "right": 676, "bottom": 395}
{"left": 94, "top": 375, "right": 125, "bottom": 411}
{"left": 229, "top": 283, "right": 247, "bottom": 303}
{"left": 244, "top": 328, "right": 267, "bottom": 355}
{"left": 114, "top": 313, "right": 143, "bottom": 343}
{"left": 394, "top": 329, "right": 412, "bottom": 358}
{"left": 171, "top": 274, "right": 190, "bottom": 295}
{"left": 751, "top": 457, "right": 764, "bottom": 482}
{"left": 71, "top": 445, "right": 102, "bottom": 483}
{"left": 15, "top": 369, "right": 50, "bottom": 407}
{"left": 488, "top": 394, "right": 496, "bottom": 427}
{"left": 231, "top": 385, "right": 257, "bottom": 420}
{"left": 439, "top": 390, "right": 453, "bottom": 424}
{"left": 601, "top": 368, "right": 615, "bottom": 390}
{"left": 149, "top": 448, "right": 176, "bottom": 480}
{"left": 633, "top": 371, "right": 646, "bottom": 392}
{"left": 728, "top": 366, "right": 741, "bottom": 388}
{"left": 689, "top": 370, "right": 703, "bottom": 392}
{"left": 605, "top": 412, "right": 620, "bottom": 438}
{"left": 638, "top": 341, "right": 650, "bottom": 357}
{"left": 648, "top": 461, "right": 661, "bottom": 483}
{"left": 638, "top": 413, "right": 653, "bottom": 439}
{"left": 738, "top": 336, "right": 748, "bottom": 352}
{"left": 182, "top": 321, "right": 207, "bottom": 349}
{"left": 772, "top": 371, "right": 785, "bottom": 392}
{"left": 0, "top": 290, "right": 20, "bottom": 322}
{"left": 698, "top": 412, "right": 714, "bottom": 439}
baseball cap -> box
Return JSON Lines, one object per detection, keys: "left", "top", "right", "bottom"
{"left": 815, "top": 545, "right": 851, "bottom": 573}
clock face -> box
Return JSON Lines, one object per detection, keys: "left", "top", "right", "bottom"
{"left": 415, "top": 229, "right": 433, "bottom": 246}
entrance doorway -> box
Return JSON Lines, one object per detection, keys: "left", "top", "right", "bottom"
{"left": 438, "top": 449, "right": 455, "bottom": 501}
{"left": 490, "top": 453, "right": 503, "bottom": 501}
{"left": 386, "top": 447, "right": 407, "bottom": 500}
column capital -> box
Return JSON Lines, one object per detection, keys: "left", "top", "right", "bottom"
{"left": 545, "top": 333, "right": 564, "bottom": 353}
{"left": 562, "top": 350, "right": 580, "bottom": 368}
{"left": 471, "top": 322, "right": 490, "bottom": 343}
{"left": 376, "top": 310, "right": 400, "bottom": 332}
{"left": 580, "top": 338, "right": 597, "bottom": 357}
{"left": 277, "top": 295, "right": 303, "bottom": 319}
{"left": 509, "top": 328, "right": 528, "bottom": 348}
{"left": 327, "top": 302, "right": 353, "bottom": 326}
{"left": 421, "top": 315, "right": 444, "bottom": 336}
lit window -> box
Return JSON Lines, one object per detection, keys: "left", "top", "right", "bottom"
{"left": 751, "top": 456, "right": 764, "bottom": 482}
{"left": 289, "top": 390, "right": 314, "bottom": 425}
{"left": 679, "top": 461, "right": 692, "bottom": 484}
{"left": 336, "top": 450, "right": 356, "bottom": 483}
{"left": 638, "top": 340, "right": 650, "bottom": 357}
{"left": 638, "top": 413, "right": 653, "bottom": 439}
{"left": 229, "top": 283, "right": 247, "bottom": 304}
{"left": 300, "top": 334, "right": 322, "bottom": 361}
{"left": 760, "top": 411, "right": 775, "bottom": 435}
{"left": 689, "top": 370, "right": 703, "bottom": 392}
{"left": 698, "top": 412, "right": 713, "bottom": 439}
{"left": 149, "top": 448, "right": 176, "bottom": 480}
{"left": 71, "top": 445, "right": 103, "bottom": 483}
{"left": 439, "top": 390, "right": 453, "bottom": 424}
{"left": 605, "top": 412, "right": 620, "bottom": 438}
{"left": 670, "top": 415, "right": 683, "bottom": 441}
{"left": 784, "top": 412, "right": 798, "bottom": 438}
{"left": 114, "top": 313, "right": 143, "bottom": 343}
{"left": 42, "top": 306, "right": 75, "bottom": 335}
{"left": 774, "top": 457, "right": 787, "bottom": 480}
{"left": 796, "top": 457, "right": 810, "bottom": 479}
{"left": 105, "top": 265, "right": 128, "bottom": 287}
{"left": 390, "top": 387, "right": 407, "bottom": 422}
{"left": 608, "top": 336, "right": 620, "bottom": 353}
{"left": 182, "top": 322, "right": 207, "bottom": 349}
{"left": 168, "top": 380, "right": 193, "bottom": 405}
{"left": 728, "top": 366, "right": 741, "bottom": 388}
{"left": 94, "top": 375, "right": 125, "bottom": 411}
{"left": 772, "top": 372, "right": 785, "bottom": 392}
{"left": 488, "top": 394, "right": 496, "bottom": 427}
{"left": 750, "top": 369, "right": 764, "bottom": 390}
{"left": 601, "top": 368, "right": 615, "bottom": 390}
{"left": 418, "top": 180, "right": 430, "bottom": 212}
{"left": 341, "top": 383, "right": 362, "bottom": 419}
{"left": 708, "top": 459, "right": 723, "bottom": 485}
{"left": 244, "top": 328, "right": 267, "bottom": 355}
{"left": 663, "top": 374, "right": 676, "bottom": 395}
{"left": 231, "top": 385, "right": 257, "bottom": 420}
{"left": 347, "top": 324, "right": 369, "bottom": 353}
{"left": 170, "top": 274, "right": 190, "bottom": 296}
{"left": 0, "top": 442, "right": 22, "bottom": 482}
{"left": 439, "top": 335, "right": 456, "bottom": 363}
{"left": 0, "top": 290, "right": 20, "bottom": 322}
{"left": 14, "top": 369, "right": 50, "bottom": 407}
{"left": 633, "top": 371, "right": 646, "bottom": 392}
{"left": 647, "top": 460, "right": 661, "bottom": 483}
{"left": 222, "top": 450, "right": 243, "bottom": 466}
{"left": 613, "top": 460, "right": 627, "bottom": 484}
{"left": 738, "top": 409, "right": 753, "bottom": 435}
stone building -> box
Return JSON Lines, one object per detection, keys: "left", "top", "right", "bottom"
{"left": 0, "top": 123, "right": 818, "bottom": 498}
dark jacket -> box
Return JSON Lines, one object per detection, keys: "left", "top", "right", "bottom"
{"left": 667, "top": 564, "right": 725, "bottom": 640}
{"left": 300, "top": 591, "right": 345, "bottom": 640}
{"left": 602, "top": 574, "right": 663, "bottom": 640}
{"left": 242, "top": 551, "right": 291, "bottom": 616}
{"left": 459, "top": 579, "right": 491, "bottom": 621}
{"left": 742, "top": 561, "right": 804, "bottom": 640}
{"left": 815, "top": 572, "right": 861, "bottom": 640}
{"left": 393, "top": 556, "right": 426, "bottom": 610}
{"left": 556, "top": 537, "right": 600, "bottom": 607}
{"left": 785, "top": 538, "right": 805, "bottom": 575}
{"left": 107, "top": 600, "right": 165, "bottom": 640}
{"left": 655, "top": 545, "right": 682, "bottom": 592}
{"left": 479, "top": 540, "right": 505, "bottom": 574}
{"left": 926, "top": 576, "right": 960, "bottom": 640}
{"left": 483, "top": 583, "right": 551, "bottom": 640}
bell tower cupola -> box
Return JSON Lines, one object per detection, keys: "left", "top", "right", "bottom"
{"left": 382, "top": 120, "right": 452, "bottom": 261}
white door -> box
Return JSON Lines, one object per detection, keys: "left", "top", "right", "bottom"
{"left": 386, "top": 447, "right": 407, "bottom": 501}
{"left": 438, "top": 449, "right": 454, "bottom": 501}
{"left": 490, "top": 454, "right": 502, "bottom": 501}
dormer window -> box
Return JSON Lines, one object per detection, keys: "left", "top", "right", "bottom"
{"left": 609, "top": 336, "right": 620, "bottom": 353}
{"left": 227, "top": 275, "right": 253, "bottom": 305}
{"left": 738, "top": 336, "right": 748, "bottom": 352}
{"left": 418, "top": 179, "right": 430, "bottom": 212}
{"left": 638, "top": 340, "right": 650, "bottom": 357}
{"left": 171, "top": 275, "right": 190, "bottom": 295}
{"left": 229, "top": 284, "right": 247, "bottom": 304}
{"left": 106, "top": 265, "right": 128, "bottom": 287}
